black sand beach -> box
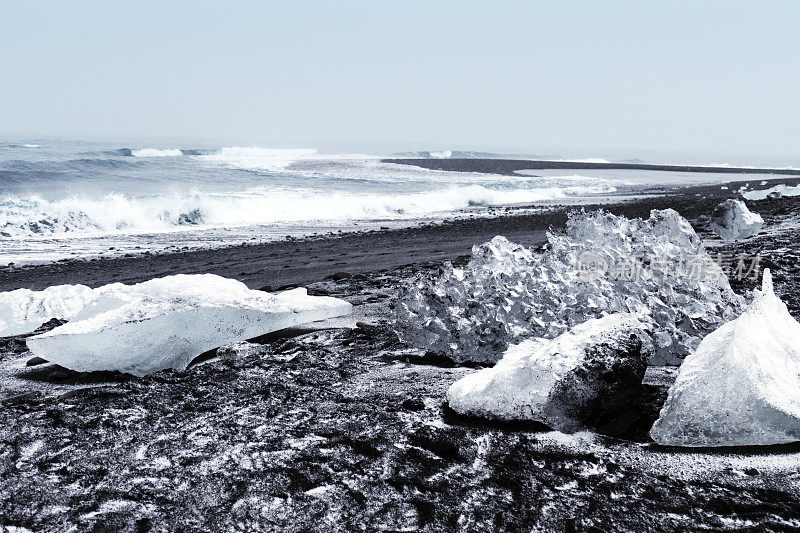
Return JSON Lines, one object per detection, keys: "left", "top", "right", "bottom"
{"left": 383, "top": 157, "right": 800, "bottom": 176}
{"left": 3, "top": 163, "right": 800, "bottom": 531}
{"left": 6, "top": 0, "right": 799, "bottom": 529}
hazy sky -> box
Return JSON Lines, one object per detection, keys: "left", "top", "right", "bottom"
{"left": 2, "top": 1, "right": 798, "bottom": 156}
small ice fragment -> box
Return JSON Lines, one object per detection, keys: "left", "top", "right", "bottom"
{"left": 217, "top": 341, "right": 268, "bottom": 359}
{"left": 709, "top": 199, "right": 763, "bottom": 240}
{"left": 743, "top": 183, "right": 800, "bottom": 201}
{"left": 655, "top": 331, "right": 672, "bottom": 348}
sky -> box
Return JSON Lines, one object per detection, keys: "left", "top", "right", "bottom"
{"left": 1, "top": 1, "right": 799, "bottom": 157}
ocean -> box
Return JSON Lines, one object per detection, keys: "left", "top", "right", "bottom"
{"left": 0, "top": 140, "right": 796, "bottom": 264}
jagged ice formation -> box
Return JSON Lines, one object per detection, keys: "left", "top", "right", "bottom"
{"left": 394, "top": 209, "right": 744, "bottom": 364}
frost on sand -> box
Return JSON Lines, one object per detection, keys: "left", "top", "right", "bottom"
{"left": 650, "top": 269, "right": 800, "bottom": 447}
{"left": 395, "top": 209, "right": 743, "bottom": 364}
{"left": 26, "top": 274, "right": 353, "bottom": 377}
{"left": 447, "top": 313, "right": 652, "bottom": 433}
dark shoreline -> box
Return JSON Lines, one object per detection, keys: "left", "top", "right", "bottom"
{"left": 2, "top": 176, "right": 800, "bottom": 293}
{"left": 382, "top": 157, "right": 800, "bottom": 176}
{"left": 4, "top": 173, "right": 800, "bottom": 531}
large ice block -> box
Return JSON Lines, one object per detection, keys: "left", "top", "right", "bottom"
{"left": 395, "top": 209, "right": 743, "bottom": 364}
{"left": 447, "top": 313, "right": 652, "bottom": 433}
{"left": 709, "top": 199, "right": 763, "bottom": 241}
{"left": 26, "top": 274, "right": 353, "bottom": 376}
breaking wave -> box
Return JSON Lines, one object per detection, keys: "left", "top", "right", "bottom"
{"left": 0, "top": 183, "right": 615, "bottom": 239}
{"left": 197, "top": 147, "right": 377, "bottom": 172}
{"left": 394, "top": 150, "right": 499, "bottom": 159}
{"left": 103, "top": 146, "right": 332, "bottom": 167}
{"left": 198, "top": 147, "right": 320, "bottom": 171}
{"left": 7, "top": 144, "right": 41, "bottom": 149}
{"left": 104, "top": 146, "right": 354, "bottom": 170}
{"left": 391, "top": 151, "right": 613, "bottom": 163}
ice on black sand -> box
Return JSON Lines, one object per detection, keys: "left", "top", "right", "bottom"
{"left": 709, "top": 199, "right": 763, "bottom": 241}
{"left": 396, "top": 209, "right": 742, "bottom": 365}
{"left": 0, "top": 284, "right": 97, "bottom": 337}
{"left": 446, "top": 313, "right": 652, "bottom": 433}
{"left": 651, "top": 269, "right": 800, "bottom": 447}
{"left": 24, "top": 274, "right": 352, "bottom": 377}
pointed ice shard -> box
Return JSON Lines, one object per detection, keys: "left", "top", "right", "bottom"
{"left": 650, "top": 269, "right": 800, "bottom": 447}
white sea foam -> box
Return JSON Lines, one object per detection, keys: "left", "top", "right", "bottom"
{"left": 197, "top": 147, "right": 364, "bottom": 171}
{"left": 2, "top": 144, "right": 619, "bottom": 243}
{"left": 131, "top": 148, "right": 183, "bottom": 157}
{"left": 0, "top": 144, "right": 622, "bottom": 260}
{"left": 0, "top": 182, "right": 616, "bottom": 239}
{"left": 6, "top": 141, "right": 799, "bottom": 265}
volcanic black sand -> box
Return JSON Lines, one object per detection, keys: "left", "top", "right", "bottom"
{"left": 3, "top": 168, "right": 800, "bottom": 531}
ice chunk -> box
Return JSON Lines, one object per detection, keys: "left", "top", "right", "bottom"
{"left": 447, "top": 313, "right": 652, "bottom": 433}
{"left": 395, "top": 209, "right": 743, "bottom": 364}
{"left": 0, "top": 284, "right": 100, "bottom": 337}
{"left": 709, "top": 199, "right": 763, "bottom": 240}
{"left": 26, "top": 274, "right": 352, "bottom": 376}
{"left": 742, "top": 183, "right": 800, "bottom": 201}
{"left": 650, "top": 269, "right": 800, "bottom": 447}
